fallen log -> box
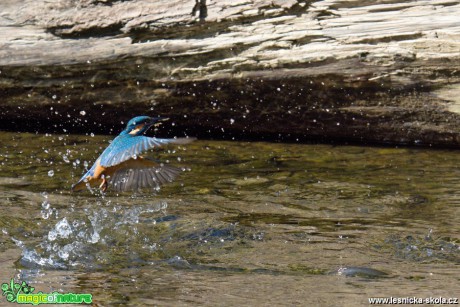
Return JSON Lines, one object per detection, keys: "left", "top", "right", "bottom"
{"left": 1, "top": 0, "right": 460, "bottom": 146}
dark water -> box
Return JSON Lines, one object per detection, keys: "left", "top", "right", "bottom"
{"left": 0, "top": 131, "right": 459, "bottom": 306}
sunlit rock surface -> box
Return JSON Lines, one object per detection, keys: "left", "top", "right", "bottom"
{"left": 1, "top": 0, "right": 460, "bottom": 146}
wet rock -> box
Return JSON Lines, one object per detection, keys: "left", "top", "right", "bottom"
{"left": 333, "top": 266, "right": 388, "bottom": 278}
{"left": 1, "top": 0, "right": 460, "bottom": 146}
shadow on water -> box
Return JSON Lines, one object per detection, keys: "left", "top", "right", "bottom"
{"left": 0, "top": 131, "right": 459, "bottom": 305}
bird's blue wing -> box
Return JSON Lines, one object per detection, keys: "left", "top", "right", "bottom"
{"left": 99, "top": 136, "right": 195, "bottom": 167}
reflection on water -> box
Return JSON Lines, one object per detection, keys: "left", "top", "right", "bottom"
{"left": 0, "top": 131, "right": 459, "bottom": 305}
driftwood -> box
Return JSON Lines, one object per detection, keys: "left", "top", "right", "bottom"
{"left": 1, "top": 0, "right": 460, "bottom": 146}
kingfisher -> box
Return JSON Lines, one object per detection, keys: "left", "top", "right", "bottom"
{"left": 71, "top": 115, "right": 195, "bottom": 193}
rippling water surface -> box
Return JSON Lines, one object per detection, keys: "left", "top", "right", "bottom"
{"left": 0, "top": 131, "right": 459, "bottom": 305}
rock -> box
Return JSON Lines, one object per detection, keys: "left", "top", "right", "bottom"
{"left": 1, "top": 0, "right": 460, "bottom": 146}
{"left": 334, "top": 266, "right": 388, "bottom": 278}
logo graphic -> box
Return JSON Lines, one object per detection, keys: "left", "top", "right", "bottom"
{"left": 1, "top": 279, "right": 92, "bottom": 305}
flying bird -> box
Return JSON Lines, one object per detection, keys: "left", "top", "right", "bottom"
{"left": 71, "top": 116, "right": 195, "bottom": 192}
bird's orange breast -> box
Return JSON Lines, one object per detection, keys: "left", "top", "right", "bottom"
{"left": 92, "top": 159, "right": 106, "bottom": 179}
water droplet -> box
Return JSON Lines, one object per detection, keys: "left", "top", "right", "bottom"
{"left": 89, "top": 231, "right": 100, "bottom": 243}
{"left": 277, "top": 88, "right": 281, "bottom": 91}
{"left": 48, "top": 170, "right": 54, "bottom": 177}
{"left": 58, "top": 248, "right": 69, "bottom": 260}
{"left": 90, "top": 133, "right": 94, "bottom": 137}
{"left": 41, "top": 201, "right": 50, "bottom": 210}
{"left": 230, "top": 118, "right": 235, "bottom": 125}
{"left": 41, "top": 211, "right": 50, "bottom": 219}
{"left": 53, "top": 218, "right": 72, "bottom": 239}
{"left": 80, "top": 110, "right": 86, "bottom": 116}
{"left": 62, "top": 155, "right": 70, "bottom": 163}
{"left": 48, "top": 230, "right": 57, "bottom": 241}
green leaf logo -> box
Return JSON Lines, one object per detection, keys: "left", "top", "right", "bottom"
{"left": 1, "top": 278, "right": 36, "bottom": 303}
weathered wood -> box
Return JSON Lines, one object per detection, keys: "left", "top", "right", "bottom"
{"left": 1, "top": 0, "right": 460, "bottom": 146}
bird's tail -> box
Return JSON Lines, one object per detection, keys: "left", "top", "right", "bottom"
{"left": 71, "top": 179, "right": 87, "bottom": 192}
{"left": 71, "top": 168, "right": 95, "bottom": 192}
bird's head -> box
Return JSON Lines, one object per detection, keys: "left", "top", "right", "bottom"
{"left": 123, "top": 116, "right": 169, "bottom": 136}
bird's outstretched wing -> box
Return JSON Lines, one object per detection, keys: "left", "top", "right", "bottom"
{"left": 99, "top": 136, "right": 195, "bottom": 167}
{"left": 107, "top": 158, "right": 183, "bottom": 192}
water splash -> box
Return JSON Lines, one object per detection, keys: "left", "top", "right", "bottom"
{"left": 18, "top": 201, "right": 169, "bottom": 270}
{"left": 47, "top": 218, "right": 72, "bottom": 241}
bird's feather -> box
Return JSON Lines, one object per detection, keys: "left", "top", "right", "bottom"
{"left": 99, "top": 135, "right": 195, "bottom": 167}
{"left": 72, "top": 175, "right": 105, "bottom": 192}
{"left": 71, "top": 163, "right": 97, "bottom": 191}
{"left": 106, "top": 158, "right": 182, "bottom": 192}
